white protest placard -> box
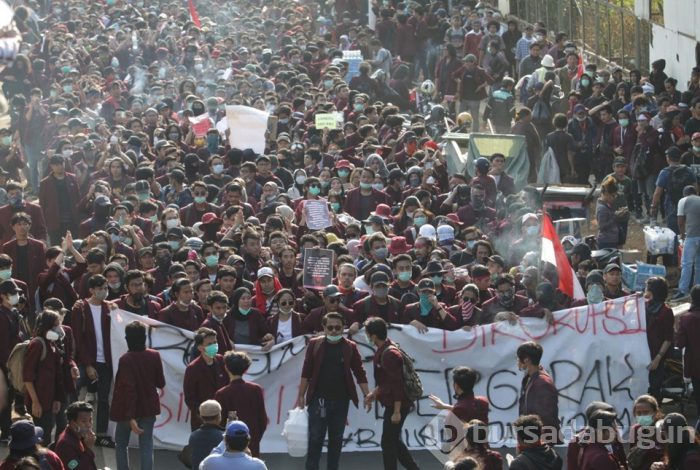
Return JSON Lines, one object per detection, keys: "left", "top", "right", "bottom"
{"left": 188, "top": 114, "right": 211, "bottom": 137}
{"left": 304, "top": 199, "right": 332, "bottom": 230}
{"left": 314, "top": 113, "right": 339, "bottom": 130}
{"left": 225, "top": 105, "right": 269, "bottom": 154}
{"left": 110, "top": 295, "right": 649, "bottom": 452}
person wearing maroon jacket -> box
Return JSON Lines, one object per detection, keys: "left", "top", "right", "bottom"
{"left": 2, "top": 212, "right": 46, "bottom": 314}
{"left": 222, "top": 287, "right": 273, "bottom": 348}
{"left": 343, "top": 168, "right": 391, "bottom": 221}
{"left": 110, "top": 320, "right": 165, "bottom": 470}
{"left": 480, "top": 275, "right": 530, "bottom": 324}
{"left": 643, "top": 277, "right": 674, "bottom": 402}
{"left": 183, "top": 328, "right": 229, "bottom": 431}
{"left": 349, "top": 272, "right": 401, "bottom": 334}
{"left": 403, "top": 279, "right": 459, "bottom": 332}
{"left": 37, "top": 234, "right": 86, "bottom": 310}
{"left": 0, "top": 181, "right": 48, "bottom": 244}
{"left": 302, "top": 285, "right": 354, "bottom": 334}
{"left": 115, "top": 270, "right": 161, "bottom": 319}
{"left": 295, "top": 312, "right": 370, "bottom": 470}
{"left": 199, "top": 291, "right": 233, "bottom": 353}
{"left": 179, "top": 182, "right": 221, "bottom": 227}
{"left": 39, "top": 154, "right": 82, "bottom": 245}
{"left": 54, "top": 401, "right": 97, "bottom": 470}
{"left": 516, "top": 341, "right": 561, "bottom": 445}
{"left": 363, "top": 317, "right": 420, "bottom": 470}
{"left": 336, "top": 263, "right": 369, "bottom": 309}
{"left": 0, "top": 280, "right": 26, "bottom": 440}
{"left": 214, "top": 351, "right": 268, "bottom": 457}
{"left": 70, "top": 274, "right": 113, "bottom": 447}
{"left": 157, "top": 278, "right": 204, "bottom": 331}
{"left": 675, "top": 285, "right": 700, "bottom": 414}
{"left": 578, "top": 409, "right": 627, "bottom": 470}
{"left": 266, "top": 289, "right": 303, "bottom": 344}
{"left": 146, "top": 242, "right": 174, "bottom": 295}
{"left": 23, "top": 309, "right": 65, "bottom": 441}
{"left": 428, "top": 366, "right": 490, "bottom": 424}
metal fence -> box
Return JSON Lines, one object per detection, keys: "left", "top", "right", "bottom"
{"left": 509, "top": 0, "right": 652, "bottom": 72}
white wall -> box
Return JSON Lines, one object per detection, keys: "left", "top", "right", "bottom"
{"left": 646, "top": 0, "right": 698, "bottom": 92}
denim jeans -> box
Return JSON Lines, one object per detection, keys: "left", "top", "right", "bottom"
{"left": 306, "top": 397, "right": 350, "bottom": 470}
{"left": 23, "top": 144, "right": 42, "bottom": 192}
{"left": 679, "top": 236, "right": 700, "bottom": 294}
{"left": 115, "top": 416, "right": 156, "bottom": 470}
{"left": 381, "top": 406, "right": 419, "bottom": 470}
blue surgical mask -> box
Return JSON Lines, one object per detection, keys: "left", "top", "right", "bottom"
{"left": 168, "top": 240, "right": 180, "bottom": 250}
{"left": 204, "top": 343, "right": 219, "bottom": 358}
{"left": 309, "top": 186, "right": 321, "bottom": 196}
{"left": 580, "top": 78, "right": 590, "bottom": 87}
{"left": 414, "top": 216, "right": 427, "bottom": 227}
{"left": 212, "top": 164, "right": 224, "bottom": 174}
{"left": 194, "top": 196, "right": 207, "bottom": 204}
{"left": 431, "top": 275, "right": 443, "bottom": 285}
{"left": 419, "top": 293, "right": 432, "bottom": 315}
{"left": 359, "top": 182, "right": 373, "bottom": 190}
{"left": 338, "top": 169, "right": 350, "bottom": 178}
{"left": 331, "top": 202, "right": 341, "bottom": 212}
{"left": 238, "top": 307, "right": 251, "bottom": 316}
{"left": 0, "top": 269, "right": 12, "bottom": 281}
{"left": 587, "top": 284, "right": 604, "bottom": 304}
{"left": 205, "top": 255, "right": 219, "bottom": 267}
{"left": 326, "top": 334, "right": 342, "bottom": 342}
{"left": 398, "top": 271, "right": 412, "bottom": 282}
{"left": 374, "top": 247, "right": 388, "bottom": 259}
{"left": 635, "top": 415, "right": 654, "bottom": 427}
{"left": 619, "top": 118, "right": 629, "bottom": 127}
{"left": 526, "top": 226, "right": 538, "bottom": 236}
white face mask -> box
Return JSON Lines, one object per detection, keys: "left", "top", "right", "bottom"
{"left": 46, "top": 329, "right": 61, "bottom": 342}
{"left": 8, "top": 293, "right": 19, "bottom": 306}
{"left": 165, "top": 218, "right": 180, "bottom": 229}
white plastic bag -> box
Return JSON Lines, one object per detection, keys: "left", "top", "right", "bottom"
{"left": 537, "top": 147, "right": 561, "bottom": 184}
{"left": 282, "top": 407, "right": 308, "bottom": 457}
{"left": 643, "top": 226, "right": 676, "bottom": 255}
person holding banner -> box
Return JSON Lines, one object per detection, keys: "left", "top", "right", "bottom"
{"left": 295, "top": 312, "right": 369, "bottom": 470}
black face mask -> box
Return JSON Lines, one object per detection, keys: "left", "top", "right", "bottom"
{"left": 94, "top": 205, "right": 110, "bottom": 220}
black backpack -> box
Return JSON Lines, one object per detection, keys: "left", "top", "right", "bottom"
{"left": 669, "top": 165, "right": 696, "bottom": 204}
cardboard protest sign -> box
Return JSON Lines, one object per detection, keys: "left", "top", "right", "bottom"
{"left": 302, "top": 248, "right": 334, "bottom": 289}
{"left": 225, "top": 105, "right": 269, "bottom": 154}
{"left": 314, "top": 113, "right": 339, "bottom": 130}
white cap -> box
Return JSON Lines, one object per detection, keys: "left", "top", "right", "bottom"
{"left": 642, "top": 83, "right": 655, "bottom": 94}
{"left": 541, "top": 54, "right": 555, "bottom": 68}
{"left": 419, "top": 224, "right": 437, "bottom": 240}
{"left": 521, "top": 213, "right": 538, "bottom": 225}
{"left": 257, "top": 267, "right": 275, "bottom": 279}
{"left": 437, "top": 225, "right": 454, "bottom": 241}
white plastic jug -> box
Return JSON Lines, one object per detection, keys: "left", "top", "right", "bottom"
{"left": 282, "top": 407, "right": 308, "bottom": 457}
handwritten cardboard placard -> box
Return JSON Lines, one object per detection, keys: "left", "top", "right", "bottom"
{"left": 315, "top": 113, "right": 339, "bottom": 130}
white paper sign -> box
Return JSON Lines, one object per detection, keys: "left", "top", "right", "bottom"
{"left": 225, "top": 105, "right": 269, "bottom": 154}
{"left": 110, "top": 295, "right": 649, "bottom": 452}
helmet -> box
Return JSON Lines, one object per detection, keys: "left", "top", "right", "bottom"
{"left": 456, "top": 112, "right": 473, "bottom": 127}
{"left": 429, "top": 104, "right": 446, "bottom": 121}
{"left": 420, "top": 80, "right": 435, "bottom": 95}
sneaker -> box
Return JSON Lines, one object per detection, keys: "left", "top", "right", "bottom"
{"left": 95, "top": 436, "right": 116, "bottom": 448}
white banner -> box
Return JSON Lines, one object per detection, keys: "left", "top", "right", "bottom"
{"left": 110, "top": 295, "right": 649, "bottom": 452}
{"left": 225, "top": 105, "right": 269, "bottom": 154}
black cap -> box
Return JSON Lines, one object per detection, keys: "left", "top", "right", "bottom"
{"left": 0, "top": 280, "right": 22, "bottom": 295}
{"left": 94, "top": 195, "right": 111, "bottom": 207}
{"left": 417, "top": 278, "right": 435, "bottom": 292}
{"left": 585, "top": 271, "right": 604, "bottom": 287}
{"left": 603, "top": 263, "right": 621, "bottom": 274}
{"left": 370, "top": 271, "right": 390, "bottom": 286}
{"left": 487, "top": 255, "right": 505, "bottom": 268}
{"left": 105, "top": 221, "right": 120, "bottom": 233}
{"left": 572, "top": 243, "right": 591, "bottom": 258}
{"left": 48, "top": 154, "right": 65, "bottom": 165}
{"left": 323, "top": 285, "right": 341, "bottom": 298}
{"left": 167, "top": 227, "right": 184, "bottom": 239}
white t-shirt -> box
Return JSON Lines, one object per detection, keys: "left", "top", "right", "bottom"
{"left": 276, "top": 316, "right": 293, "bottom": 343}
{"left": 89, "top": 302, "right": 106, "bottom": 363}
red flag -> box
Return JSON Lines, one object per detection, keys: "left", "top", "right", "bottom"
{"left": 576, "top": 52, "right": 584, "bottom": 79}
{"left": 188, "top": 0, "right": 201, "bottom": 28}
{"left": 541, "top": 214, "right": 585, "bottom": 299}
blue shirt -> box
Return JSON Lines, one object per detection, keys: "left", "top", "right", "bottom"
{"left": 199, "top": 451, "right": 268, "bottom": 470}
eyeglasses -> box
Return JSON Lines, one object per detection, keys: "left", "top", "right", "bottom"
{"left": 325, "top": 325, "right": 343, "bottom": 332}
{"left": 279, "top": 301, "right": 294, "bottom": 307}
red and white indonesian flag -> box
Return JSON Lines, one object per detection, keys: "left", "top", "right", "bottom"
{"left": 541, "top": 214, "right": 585, "bottom": 299}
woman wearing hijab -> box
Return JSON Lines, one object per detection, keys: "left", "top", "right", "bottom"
{"left": 222, "top": 287, "right": 273, "bottom": 348}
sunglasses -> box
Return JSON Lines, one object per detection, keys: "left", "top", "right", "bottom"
{"left": 279, "top": 301, "right": 294, "bottom": 307}
{"left": 325, "top": 325, "right": 343, "bottom": 332}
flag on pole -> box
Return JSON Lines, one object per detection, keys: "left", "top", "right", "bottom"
{"left": 188, "top": 0, "right": 201, "bottom": 28}
{"left": 576, "top": 51, "right": 584, "bottom": 79}
{"left": 541, "top": 214, "right": 585, "bottom": 299}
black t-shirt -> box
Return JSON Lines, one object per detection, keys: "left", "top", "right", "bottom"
{"left": 314, "top": 340, "right": 348, "bottom": 401}
{"left": 545, "top": 130, "right": 575, "bottom": 174}
{"left": 54, "top": 177, "right": 72, "bottom": 223}
{"left": 16, "top": 244, "right": 28, "bottom": 284}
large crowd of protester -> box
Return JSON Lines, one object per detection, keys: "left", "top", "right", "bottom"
{"left": 1, "top": 0, "right": 700, "bottom": 469}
